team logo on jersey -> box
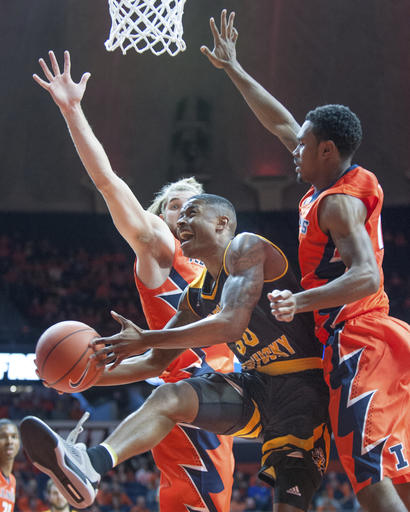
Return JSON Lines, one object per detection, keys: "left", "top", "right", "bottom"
{"left": 389, "top": 444, "right": 409, "bottom": 471}
{"left": 189, "top": 258, "right": 205, "bottom": 267}
{"left": 286, "top": 485, "right": 302, "bottom": 496}
{"left": 312, "top": 447, "right": 327, "bottom": 476}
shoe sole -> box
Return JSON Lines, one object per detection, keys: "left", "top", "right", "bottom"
{"left": 20, "top": 416, "right": 97, "bottom": 509}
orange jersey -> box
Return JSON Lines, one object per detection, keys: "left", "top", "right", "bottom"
{"left": 134, "top": 237, "right": 234, "bottom": 382}
{"left": 298, "top": 165, "right": 389, "bottom": 343}
{"left": 135, "top": 237, "right": 235, "bottom": 511}
{"left": 0, "top": 471, "right": 16, "bottom": 512}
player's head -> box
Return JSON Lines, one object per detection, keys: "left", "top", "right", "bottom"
{"left": 148, "top": 177, "right": 204, "bottom": 235}
{"left": 305, "top": 104, "right": 362, "bottom": 158}
{"left": 46, "top": 479, "right": 69, "bottom": 511}
{"left": 0, "top": 419, "right": 20, "bottom": 466}
{"left": 294, "top": 105, "right": 362, "bottom": 185}
{"left": 177, "top": 193, "right": 237, "bottom": 259}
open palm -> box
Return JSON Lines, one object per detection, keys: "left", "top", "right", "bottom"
{"left": 33, "top": 50, "right": 90, "bottom": 112}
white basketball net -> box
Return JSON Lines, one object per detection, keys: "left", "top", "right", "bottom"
{"left": 105, "top": 0, "right": 187, "bottom": 57}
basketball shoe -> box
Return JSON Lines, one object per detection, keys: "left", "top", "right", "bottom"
{"left": 20, "top": 413, "right": 100, "bottom": 509}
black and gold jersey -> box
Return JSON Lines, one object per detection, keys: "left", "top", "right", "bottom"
{"left": 186, "top": 236, "right": 323, "bottom": 376}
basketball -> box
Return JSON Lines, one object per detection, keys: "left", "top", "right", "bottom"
{"left": 35, "top": 320, "right": 104, "bottom": 394}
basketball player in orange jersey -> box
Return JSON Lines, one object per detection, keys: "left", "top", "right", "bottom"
{"left": 32, "top": 50, "right": 234, "bottom": 512}
{"left": 201, "top": 10, "right": 410, "bottom": 512}
{"left": 0, "top": 419, "right": 20, "bottom": 512}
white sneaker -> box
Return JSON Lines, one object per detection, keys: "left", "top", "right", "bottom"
{"left": 20, "top": 414, "right": 100, "bottom": 509}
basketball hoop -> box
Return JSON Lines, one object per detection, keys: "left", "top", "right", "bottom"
{"left": 105, "top": 0, "right": 188, "bottom": 57}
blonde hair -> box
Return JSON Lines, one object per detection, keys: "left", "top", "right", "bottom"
{"left": 148, "top": 176, "right": 204, "bottom": 216}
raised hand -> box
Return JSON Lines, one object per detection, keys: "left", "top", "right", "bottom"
{"left": 200, "top": 9, "right": 238, "bottom": 69}
{"left": 91, "top": 311, "right": 148, "bottom": 370}
{"left": 33, "top": 50, "right": 90, "bottom": 113}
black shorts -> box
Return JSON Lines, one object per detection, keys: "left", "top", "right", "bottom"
{"left": 187, "top": 369, "right": 330, "bottom": 509}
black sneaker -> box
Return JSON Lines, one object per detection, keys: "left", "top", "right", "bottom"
{"left": 20, "top": 414, "right": 100, "bottom": 509}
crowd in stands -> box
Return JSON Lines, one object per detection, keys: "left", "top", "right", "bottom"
{"left": 0, "top": 232, "right": 147, "bottom": 347}
{"left": 0, "top": 208, "right": 408, "bottom": 511}
{"left": 12, "top": 442, "right": 361, "bottom": 511}
{"left": 12, "top": 449, "right": 160, "bottom": 512}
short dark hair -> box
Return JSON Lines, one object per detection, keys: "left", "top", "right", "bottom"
{"left": 306, "top": 104, "right": 362, "bottom": 157}
{"left": 191, "top": 193, "right": 237, "bottom": 233}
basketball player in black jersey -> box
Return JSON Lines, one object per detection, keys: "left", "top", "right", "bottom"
{"left": 20, "top": 194, "right": 329, "bottom": 512}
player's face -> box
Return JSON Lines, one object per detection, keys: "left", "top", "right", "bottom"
{"left": 0, "top": 424, "right": 20, "bottom": 462}
{"left": 293, "top": 121, "right": 321, "bottom": 184}
{"left": 48, "top": 483, "right": 68, "bottom": 509}
{"left": 162, "top": 190, "right": 196, "bottom": 235}
{"left": 176, "top": 199, "right": 219, "bottom": 258}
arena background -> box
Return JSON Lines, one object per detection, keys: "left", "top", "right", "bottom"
{"left": 0, "top": 1, "right": 409, "bottom": 511}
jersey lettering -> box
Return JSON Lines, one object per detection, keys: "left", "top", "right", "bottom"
{"left": 242, "top": 335, "right": 295, "bottom": 370}
{"left": 299, "top": 218, "right": 309, "bottom": 235}
{"left": 389, "top": 444, "right": 409, "bottom": 470}
{"left": 235, "top": 328, "right": 260, "bottom": 356}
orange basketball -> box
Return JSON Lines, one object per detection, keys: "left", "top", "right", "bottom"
{"left": 35, "top": 320, "right": 104, "bottom": 393}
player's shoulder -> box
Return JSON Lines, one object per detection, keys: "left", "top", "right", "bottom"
{"left": 229, "top": 232, "right": 271, "bottom": 251}
{"left": 226, "top": 233, "right": 287, "bottom": 277}
{"left": 230, "top": 232, "right": 286, "bottom": 257}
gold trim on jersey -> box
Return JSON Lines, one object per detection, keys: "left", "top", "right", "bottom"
{"left": 243, "top": 356, "right": 323, "bottom": 375}
{"left": 231, "top": 400, "right": 262, "bottom": 439}
{"left": 261, "top": 423, "right": 331, "bottom": 467}
{"left": 261, "top": 466, "right": 277, "bottom": 481}
{"left": 186, "top": 268, "right": 207, "bottom": 316}
{"left": 222, "top": 234, "right": 289, "bottom": 282}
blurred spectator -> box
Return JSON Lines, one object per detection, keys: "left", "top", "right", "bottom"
{"left": 129, "top": 495, "right": 150, "bottom": 512}
{"left": 315, "top": 483, "right": 342, "bottom": 512}
{"left": 16, "top": 478, "right": 46, "bottom": 512}
{"left": 338, "top": 481, "right": 360, "bottom": 511}
{"left": 244, "top": 496, "right": 257, "bottom": 511}
{"left": 43, "top": 479, "right": 73, "bottom": 512}
{"left": 230, "top": 489, "right": 247, "bottom": 511}
{"left": 246, "top": 475, "right": 271, "bottom": 510}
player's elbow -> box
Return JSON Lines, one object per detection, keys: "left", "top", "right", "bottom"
{"left": 219, "top": 315, "right": 249, "bottom": 342}
{"left": 361, "top": 262, "right": 380, "bottom": 295}
{"left": 367, "top": 269, "right": 380, "bottom": 294}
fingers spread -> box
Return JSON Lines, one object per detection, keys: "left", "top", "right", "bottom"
{"left": 48, "top": 50, "right": 61, "bottom": 76}
{"left": 63, "top": 50, "right": 71, "bottom": 74}
{"left": 38, "top": 58, "right": 54, "bottom": 82}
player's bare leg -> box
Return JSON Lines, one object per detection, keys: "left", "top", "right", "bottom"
{"left": 104, "top": 380, "right": 199, "bottom": 464}
{"left": 20, "top": 380, "right": 199, "bottom": 509}
{"left": 357, "top": 478, "right": 408, "bottom": 512}
{"left": 394, "top": 482, "right": 410, "bottom": 510}
{"left": 275, "top": 504, "right": 304, "bottom": 512}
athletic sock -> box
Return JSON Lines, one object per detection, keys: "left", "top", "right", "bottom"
{"left": 87, "top": 443, "right": 117, "bottom": 475}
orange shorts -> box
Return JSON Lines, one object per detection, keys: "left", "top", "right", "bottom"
{"left": 323, "top": 313, "right": 410, "bottom": 494}
{"left": 151, "top": 424, "right": 234, "bottom": 511}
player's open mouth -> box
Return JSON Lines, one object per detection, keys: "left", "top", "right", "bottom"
{"left": 179, "top": 231, "right": 194, "bottom": 244}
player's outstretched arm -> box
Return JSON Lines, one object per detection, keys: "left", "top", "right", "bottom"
{"left": 201, "top": 10, "right": 300, "bottom": 153}
{"left": 92, "top": 234, "right": 285, "bottom": 366}
{"left": 94, "top": 348, "right": 184, "bottom": 386}
{"left": 33, "top": 50, "right": 173, "bottom": 259}
{"left": 269, "top": 194, "right": 380, "bottom": 321}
